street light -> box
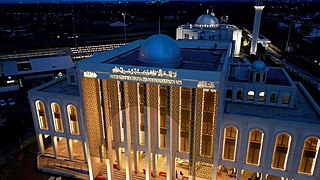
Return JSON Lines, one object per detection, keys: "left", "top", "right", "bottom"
{"left": 122, "top": 12, "right": 127, "bottom": 44}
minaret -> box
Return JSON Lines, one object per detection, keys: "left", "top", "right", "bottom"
{"left": 250, "top": 0, "right": 264, "bottom": 55}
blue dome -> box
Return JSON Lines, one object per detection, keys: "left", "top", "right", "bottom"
{"left": 138, "top": 34, "right": 181, "bottom": 68}
{"left": 195, "top": 13, "right": 219, "bottom": 27}
{"left": 252, "top": 60, "right": 266, "bottom": 71}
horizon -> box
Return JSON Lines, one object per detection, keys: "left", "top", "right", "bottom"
{"left": 1, "top": 0, "right": 320, "bottom": 4}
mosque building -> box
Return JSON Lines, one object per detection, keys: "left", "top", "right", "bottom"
{"left": 176, "top": 10, "right": 242, "bottom": 57}
{"left": 28, "top": 12, "right": 320, "bottom": 180}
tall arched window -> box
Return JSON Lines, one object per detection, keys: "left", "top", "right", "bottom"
{"left": 272, "top": 133, "right": 291, "bottom": 170}
{"left": 223, "top": 126, "right": 238, "bottom": 161}
{"left": 247, "top": 129, "right": 264, "bottom": 165}
{"left": 226, "top": 89, "right": 233, "bottom": 99}
{"left": 51, "top": 102, "right": 63, "bottom": 132}
{"left": 36, "top": 100, "right": 48, "bottom": 130}
{"left": 236, "top": 90, "right": 243, "bottom": 100}
{"left": 299, "top": 137, "right": 319, "bottom": 175}
{"left": 67, "top": 104, "right": 80, "bottom": 135}
{"left": 256, "top": 73, "right": 261, "bottom": 82}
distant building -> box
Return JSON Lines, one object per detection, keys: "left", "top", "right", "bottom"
{"left": 109, "top": 21, "right": 128, "bottom": 27}
{"left": 176, "top": 11, "right": 242, "bottom": 57}
{"left": 0, "top": 52, "right": 73, "bottom": 91}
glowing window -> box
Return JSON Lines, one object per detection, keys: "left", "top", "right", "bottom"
{"left": 138, "top": 84, "right": 145, "bottom": 146}
{"left": 247, "top": 129, "right": 264, "bottom": 165}
{"left": 258, "top": 92, "right": 265, "bottom": 102}
{"left": 272, "top": 133, "right": 291, "bottom": 170}
{"left": 36, "top": 100, "right": 48, "bottom": 130}
{"left": 247, "top": 91, "right": 255, "bottom": 101}
{"left": 298, "top": 137, "right": 319, "bottom": 175}
{"left": 67, "top": 104, "right": 79, "bottom": 135}
{"left": 223, "top": 126, "right": 238, "bottom": 161}
{"left": 51, "top": 102, "right": 64, "bottom": 132}
{"left": 159, "top": 86, "right": 167, "bottom": 149}
{"left": 179, "top": 87, "right": 192, "bottom": 153}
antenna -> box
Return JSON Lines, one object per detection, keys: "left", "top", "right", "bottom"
{"left": 71, "top": 9, "right": 78, "bottom": 49}
{"left": 158, "top": 16, "right": 161, "bottom": 34}
{"left": 122, "top": 12, "right": 127, "bottom": 44}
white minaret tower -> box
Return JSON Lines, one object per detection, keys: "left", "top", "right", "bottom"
{"left": 250, "top": 0, "right": 264, "bottom": 55}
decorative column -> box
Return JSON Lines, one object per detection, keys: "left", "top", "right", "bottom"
{"left": 145, "top": 84, "right": 158, "bottom": 180}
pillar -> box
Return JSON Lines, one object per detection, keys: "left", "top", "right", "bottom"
{"left": 68, "top": 139, "right": 74, "bottom": 161}
{"left": 250, "top": 6, "right": 265, "bottom": 55}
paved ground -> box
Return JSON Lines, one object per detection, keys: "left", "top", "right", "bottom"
{"left": 6, "top": 154, "right": 78, "bottom": 180}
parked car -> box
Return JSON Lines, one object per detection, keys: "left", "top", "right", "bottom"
{"left": 0, "top": 99, "right": 6, "bottom": 107}
{"left": 7, "top": 98, "right": 15, "bottom": 106}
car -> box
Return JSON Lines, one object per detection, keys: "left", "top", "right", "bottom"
{"left": 0, "top": 99, "right": 6, "bottom": 107}
{"left": 7, "top": 98, "right": 15, "bottom": 106}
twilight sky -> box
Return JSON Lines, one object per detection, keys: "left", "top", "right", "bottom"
{"left": 0, "top": 0, "right": 263, "bottom": 3}
{"left": 0, "top": 0, "right": 318, "bottom": 3}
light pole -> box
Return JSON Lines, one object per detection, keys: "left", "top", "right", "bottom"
{"left": 72, "top": 9, "right": 78, "bottom": 49}
{"left": 122, "top": 12, "right": 127, "bottom": 44}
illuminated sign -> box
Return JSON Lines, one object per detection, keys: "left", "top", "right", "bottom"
{"left": 197, "top": 81, "right": 215, "bottom": 89}
{"left": 110, "top": 74, "right": 182, "bottom": 85}
{"left": 112, "top": 66, "right": 177, "bottom": 78}
{"left": 83, "top": 71, "right": 97, "bottom": 78}
{"left": 110, "top": 66, "right": 182, "bottom": 85}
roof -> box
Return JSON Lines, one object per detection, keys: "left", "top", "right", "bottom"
{"left": 224, "top": 86, "right": 320, "bottom": 124}
{"left": 106, "top": 47, "right": 226, "bottom": 72}
{"left": 3, "top": 55, "right": 74, "bottom": 76}
{"left": 35, "top": 78, "right": 79, "bottom": 96}
{"left": 228, "top": 68, "right": 292, "bottom": 86}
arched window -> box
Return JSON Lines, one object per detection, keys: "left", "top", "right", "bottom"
{"left": 67, "top": 104, "right": 80, "bottom": 135}
{"left": 51, "top": 102, "right": 63, "bottom": 132}
{"left": 298, "top": 137, "right": 319, "bottom": 175}
{"left": 256, "top": 73, "right": 261, "bottom": 82}
{"left": 223, "top": 126, "right": 238, "bottom": 161}
{"left": 258, "top": 92, "right": 266, "bottom": 102}
{"left": 247, "top": 91, "right": 255, "bottom": 101}
{"left": 272, "top": 133, "right": 291, "bottom": 170}
{"left": 236, "top": 90, "right": 243, "bottom": 100}
{"left": 271, "top": 93, "right": 277, "bottom": 103}
{"left": 247, "top": 129, "right": 264, "bottom": 165}
{"left": 36, "top": 100, "right": 48, "bottom": 130}
{"left": 226, "top": 89, "right": 233, "bottom": 99}
{"left": 282, "top": 95, "right": 290, "bottom": 104}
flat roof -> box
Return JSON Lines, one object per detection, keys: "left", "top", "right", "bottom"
{"left": 105, "top": 48, "right": 226, "bottom": 72}
{"left": 38, "top": 78, "right": 79, "bottom": 96}
{"left": 228, "top": 68, "right": 292, "bottom": 86}
{"left": 224, "top": 87, "right": 320, "bottom": 124}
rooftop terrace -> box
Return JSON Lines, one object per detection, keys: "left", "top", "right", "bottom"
{"left": 37, "top": 78, "right": 79, "bottom": 96}
{"left": 224, "top": 85, "right": 320, "bottom": 124}
{"left": 104, "top": 48, "right": 226, "bottom": 72}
